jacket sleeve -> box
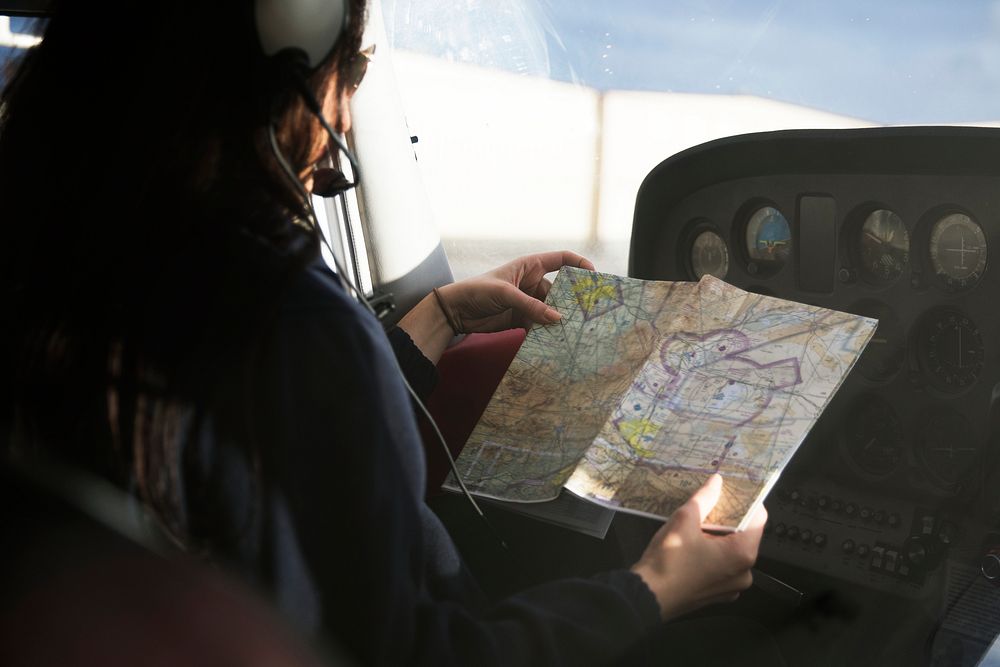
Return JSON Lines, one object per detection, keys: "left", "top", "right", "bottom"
{"left": 254, "top": 297, "right": 661, "bottom": 666}
{"left": 385, "top": 325, "right": 438, "bottom": 400}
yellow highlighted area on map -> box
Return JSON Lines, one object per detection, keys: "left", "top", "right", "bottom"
{"left": 572, "top": 276, "right": 619, "bottom": 312}
{"left": 617, "top": 418, "right": 661, "bottom": 457}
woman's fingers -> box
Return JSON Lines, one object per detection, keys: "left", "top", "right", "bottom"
{"left": 535, "top": 277, "right": 553, "bottom": 301}
{"left": 500, "top": 283, "right": 561, "bottom": 325}
{"left": 521, "top": 250, "right": 595, "bottom": 275}
{"left": 686, "top": 473, "right": 724, "bottom": 524}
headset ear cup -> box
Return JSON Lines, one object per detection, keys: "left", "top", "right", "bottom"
{"left": 254, "top": 0, "right": 348, "bottom": 72}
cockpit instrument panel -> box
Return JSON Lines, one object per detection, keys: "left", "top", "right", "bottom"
{"left": 630, "top": 127, "right": 1000, "bottom": 663}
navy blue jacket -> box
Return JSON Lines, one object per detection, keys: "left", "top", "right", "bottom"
{"left": 182, "top": 257, "right": 660, "bottom": 665}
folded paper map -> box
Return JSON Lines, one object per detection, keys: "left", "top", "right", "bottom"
{"left": 444, "top": 267, "right": 877, "bottom": 532}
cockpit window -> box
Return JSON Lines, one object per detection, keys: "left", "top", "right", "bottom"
{"left": 384, "top": 0, "right": 1000, "bottom": 279}
{"left": 0, "top": 16, "right": 44, "bottom": 87}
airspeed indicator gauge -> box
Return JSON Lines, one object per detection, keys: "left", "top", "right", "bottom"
{"left": 690, "top": 230, "right": 729, "bottom": 279}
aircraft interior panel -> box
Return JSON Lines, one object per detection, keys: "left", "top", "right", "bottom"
{"left": 630, "top": 126, "right": 1000, "bottom": 665}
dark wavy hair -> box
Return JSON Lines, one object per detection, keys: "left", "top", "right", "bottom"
{"left": 1, "top": 0, "right": 367, "bottom": 545}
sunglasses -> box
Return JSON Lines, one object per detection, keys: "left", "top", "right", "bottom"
{"left": 347, "top": 44, "right": 375, "bottom": 95}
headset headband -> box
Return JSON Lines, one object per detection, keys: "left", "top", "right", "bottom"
{"left": 254, "top": 0, "right": 348, "bottom": 71}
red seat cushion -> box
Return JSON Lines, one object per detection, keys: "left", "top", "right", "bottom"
{"left": 418, "top": 329, "right": 526, "bottom": 495}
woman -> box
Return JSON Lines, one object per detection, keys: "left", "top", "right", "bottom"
{"left": 0, "top": 0, "right": 765, "bottom": 664}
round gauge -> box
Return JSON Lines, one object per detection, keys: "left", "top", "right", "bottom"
{"left": 849, "top": 300, "right": 906, "bottom": 382}
{"left": 916, "top": 309, "right": 984, "bottom": 393}
{"left": 929, "top": 213, "right": 987, "bottom": 290}
{"left": 840, "top": 395, "right": 903, "bottom": 478}
{"left": 690, "top": 230, "right": 729, "bottom": 279}
{"left": 745, "top": 206, "right": 791, "bottom": 269}
{"left": 916, "top": 410, "right": 978, "bottom": 490}
{"left": 858, "top": 209, "right": 909, "bottom": 284}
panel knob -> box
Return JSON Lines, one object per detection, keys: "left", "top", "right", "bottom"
{"left": 982, "top": 551, "right": 1000, "bottom": 581}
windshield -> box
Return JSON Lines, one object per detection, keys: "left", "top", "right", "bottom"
{"left": 384, "top": 3, "right": 1000, "bottom": 665}
{"left": 384, "top": 0, "right": 1000, "bottom": 279}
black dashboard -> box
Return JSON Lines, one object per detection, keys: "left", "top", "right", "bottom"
{"left": 630, "top": 127, "right": 1000, "bottom": 665}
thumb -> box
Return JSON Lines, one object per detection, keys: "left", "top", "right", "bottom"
{"left": 502, "top": 284, "right": 561, "bottom": 325}
{"left": 686, "top": 473, "right": 724, "bottom": 524}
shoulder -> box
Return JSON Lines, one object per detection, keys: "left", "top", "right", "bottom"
{"left": 282, "top": 256, "right": 355, "bottom": 312}
{"left": 263, "top": 256, "right": 395, "bottom": 383}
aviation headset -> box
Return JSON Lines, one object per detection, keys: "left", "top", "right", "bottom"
{"left": 254, "top": 0, "right": 349, "bottom": 74}
{"left": 252, "top": 0, "right": 361, "bottom": 198}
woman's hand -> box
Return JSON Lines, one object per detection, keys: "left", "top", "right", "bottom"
{"left": 436, "top": 251, "right": 595, "bottom": 333}
{"left": 397, "top": 251, "right": 594, "bottom": 364}
{"left": 631, "top": 474, "right": 767, "bottom": 621}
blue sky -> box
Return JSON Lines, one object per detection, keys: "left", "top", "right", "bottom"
{"left": 387, "top": 0, "right": 1000, "bottom": 125}
{"left": 540, "top": 0, "right": 1000, "bottom": 124}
